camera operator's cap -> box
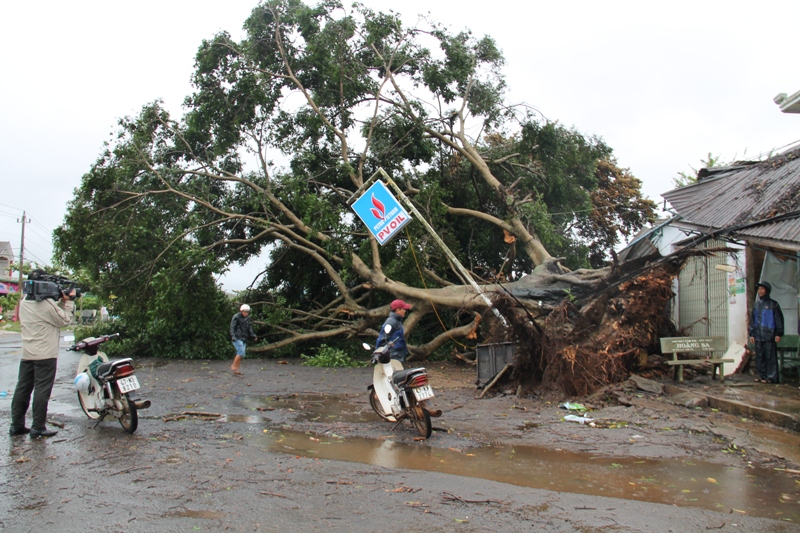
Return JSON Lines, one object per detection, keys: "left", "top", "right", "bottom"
{"left": 240, "top": 304, "right": 251, "bottom": 312}
{"left": 390, "top": 299, "right": 411, "bottom": 311}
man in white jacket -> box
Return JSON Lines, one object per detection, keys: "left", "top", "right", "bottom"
{"left": 10, "top": 270, "right": 75, "bottom": 438}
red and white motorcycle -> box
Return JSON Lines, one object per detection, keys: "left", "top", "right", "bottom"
{"left": 364, "top": 325, "right": 439, "bottom": 438}
{"left": 68, "top": 333, "right": 150, "bottom": 434}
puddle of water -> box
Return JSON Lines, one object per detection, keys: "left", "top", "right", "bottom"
{"left": 247, "top": 429, "right": 800, "bottom": 521}
{"left": 234, "top": 393, "right": 376, "bottom": 423}
{"left": 724, "top": 422, "right": 800, "bottom": 466}
{"left": 723, "top": 388, "right": 800, "bottom": 416}
{"left": 225, "top": 392, "right": 799, "bottom": 520}
{"left": 221, "top": 414, "right": 267, "bottom": 424}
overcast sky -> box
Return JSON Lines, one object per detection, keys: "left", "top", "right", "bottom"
{"left": 1, "top": 0, "right": 798, "bottom": 290}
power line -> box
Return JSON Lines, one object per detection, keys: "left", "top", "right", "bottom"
{"left": 22, "top": 224, "right": 52, "bottom": 246}
{"left": 23, "top": 247, "right": 49, "bottom": 266}
{"left": 29, "top": 216, "right": 53, "bottom": 234}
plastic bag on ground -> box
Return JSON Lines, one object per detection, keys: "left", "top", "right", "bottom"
{"left": 563, "top": 414, "right": 594, "bottom": 424}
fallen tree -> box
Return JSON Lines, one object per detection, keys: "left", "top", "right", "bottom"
{"left": 55, "top": 0, "right": 658, "bottom": 373}
{"left": 487, "top": 247, "right": 727, "bottom": 396}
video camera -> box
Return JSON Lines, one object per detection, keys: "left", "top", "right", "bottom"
{"left": 22, "top": 270, "right": 83, "bottom": 302}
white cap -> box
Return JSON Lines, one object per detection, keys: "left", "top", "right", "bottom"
{"left": 240, "top": 304, "right": 251, "bottom": 312}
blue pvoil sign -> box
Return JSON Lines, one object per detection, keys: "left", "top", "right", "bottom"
{"left": 351, "top": 181, "right": 412, "bottom": 245}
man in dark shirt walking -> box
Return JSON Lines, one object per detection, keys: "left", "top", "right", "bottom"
{"left": 230, "top": 304, "right": 257, "bottom": 375}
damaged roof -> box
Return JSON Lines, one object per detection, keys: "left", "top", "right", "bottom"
{"left": 662, "top": 146, "right": 800, "bottom": 250}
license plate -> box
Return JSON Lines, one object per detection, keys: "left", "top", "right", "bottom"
{"left": 412, "top": 384, "right": 434, "bottom": 401}
{"left": 117, "top": 375, "right": 140, "bottom": 394}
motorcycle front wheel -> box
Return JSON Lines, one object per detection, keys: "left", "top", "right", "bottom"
{"left": 411, "top": 403, "right": 432, "bottom": 438}
{"left": 77, "top": 390, "right": 101, "bottom": 420}
{"left": 117, "top": 393, "right": 138, "bottom": 434}
{"left": 369, "top": 389, "right": 393, "bottom": 422}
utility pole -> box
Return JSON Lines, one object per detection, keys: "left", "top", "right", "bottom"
{"left": 17, "top": 211, "right": 29, "bottom": 290}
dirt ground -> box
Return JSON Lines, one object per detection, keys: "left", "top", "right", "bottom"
{"left": 2, "top": 333, "right": 799, "bottom": 532}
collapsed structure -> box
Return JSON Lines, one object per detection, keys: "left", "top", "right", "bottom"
{"left": 497, "top": 146, "right": 800, "bottom": 396}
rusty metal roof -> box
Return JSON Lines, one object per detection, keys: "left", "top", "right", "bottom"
{"left": 662, "top": 147, "right": 800, "bottom": 250}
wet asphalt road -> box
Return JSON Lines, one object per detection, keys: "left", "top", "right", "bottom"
{"left": 0, "top": 331, "right": 796, "bottom": 532}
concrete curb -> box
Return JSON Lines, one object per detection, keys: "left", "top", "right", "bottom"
{"left": 664, "top": 383, "right": 800, "bottom": 432}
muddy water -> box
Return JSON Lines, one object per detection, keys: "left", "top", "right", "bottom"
{"left": 253, "top": 430, "right": 799, "bottom": 521}
{"left": 229, "top": 393, "right": 800, "bottom": 521}
{"left": 234, "top": 392, "right": 374, "bottom": 423}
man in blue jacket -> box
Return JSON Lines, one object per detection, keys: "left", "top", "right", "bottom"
{"left": 748, "top": 281, "right": 784, "bottom": 384}
{"left": 376, "top": 299, "right": 411, "bottom": 362}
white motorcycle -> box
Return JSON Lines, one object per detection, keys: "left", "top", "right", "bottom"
{"left": 363, "top": 325, "right": 439, "bottom": 438}
{"left": 67, "top": 333, "right": 150, "bottom": 434}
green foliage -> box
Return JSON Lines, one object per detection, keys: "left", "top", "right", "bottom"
{"left": 69, "top": 268, "right": 233, "bottom": 360}
{"left": 301, "top": 344, "right": 365, "bottom": 368}
{"left": 53, "top": 0, "right": 656, "bottom": 360}
{"left": 72, "top": 322, "right": 128, "bottom": 357}
{"left": 674, "top": 153, "right": 726, "bottom": 188}
{"left": 136, "top": 269, "right": 233, "bottom": 359}
{"left": 0, "top": 292, "right": 21, "bottom": 315}
{"left": 78, "top": 295, "right": 101, "bottom": 310}
{"left": 1, "top": 321, "right": 21, "bottom": 332}
{"left": 10, "top": 261, "right": 46, "bottom": 276}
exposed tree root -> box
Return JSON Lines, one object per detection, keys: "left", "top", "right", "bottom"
{"left": 491, "top": 248, "right": 727, "bottom": 396}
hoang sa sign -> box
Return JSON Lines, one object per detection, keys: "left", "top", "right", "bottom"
{"left": 660, "top": 337, "right": 726, "bottom": 354}
{"left": 351, "top": 180, "right": 412, "bottom": 245}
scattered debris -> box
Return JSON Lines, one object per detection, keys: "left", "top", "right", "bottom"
{"left": 386, "top": 486, "right": 419, "bottom": 493}
{"left": 560, "top": 402, "right": 587, "bottom": 411}
{"left": 629, "top": 375, "right": 664, "bottom": 395}
{"left": 479, "top": 363, "right": 511, "bottom": 399}
{"left": 182, "top": 411, "right": 222, "bottom": 418}
{"left": 111, "top": 465, "right": 153, "bottom": 476}
{"left": 563, "top": 415, "right": 594, "bottom": 424}
{"left": 441, "top": 492, "right": 502, "bottom": 506}
{"left": 259, "top": 491, "right": 290, "bottom": 499}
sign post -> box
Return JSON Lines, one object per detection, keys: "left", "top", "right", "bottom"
{"left": 349, "top": 168, "right": 507, "bottom": 326}
{"left": 350, "top": 180, "right": 412, "bottom": 245}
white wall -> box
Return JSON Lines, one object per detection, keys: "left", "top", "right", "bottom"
{"left": 656, "top": 226, "right": 747, "bottom": 347}
{"left": 725, "top": 248, "right": 748, "bottom": 346}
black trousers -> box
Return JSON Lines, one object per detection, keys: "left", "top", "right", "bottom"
{"left": 754, "top": 340, "right": 778, "bottom": 383}
{"left": 10, "top": 358, "right": 58, "bottom": 431}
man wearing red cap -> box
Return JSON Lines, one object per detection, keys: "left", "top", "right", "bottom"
{"left": 376, "top": 299, "right": 411, "bottom": 362}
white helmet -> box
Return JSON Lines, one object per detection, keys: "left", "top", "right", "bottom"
{"left": 74, "top": 372, "right": 90, "bottom": 393}
{"left": 240, "top": 304, "right": 251, "bottom": 312}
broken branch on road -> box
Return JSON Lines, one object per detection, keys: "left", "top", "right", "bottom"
{"left": 441, "top": 492, "right": 502, "bottom": 506}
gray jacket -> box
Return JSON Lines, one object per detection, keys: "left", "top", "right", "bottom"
{"left": 230, "top": 312, "right": 256, "bottom": 341}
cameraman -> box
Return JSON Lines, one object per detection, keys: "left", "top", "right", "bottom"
{"left": 10, "top": 270, "right": 76, "bottom": 438}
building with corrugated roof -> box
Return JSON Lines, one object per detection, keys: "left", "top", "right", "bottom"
{"left": 620, "top": 145, "right": 800, "bottom": 361}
